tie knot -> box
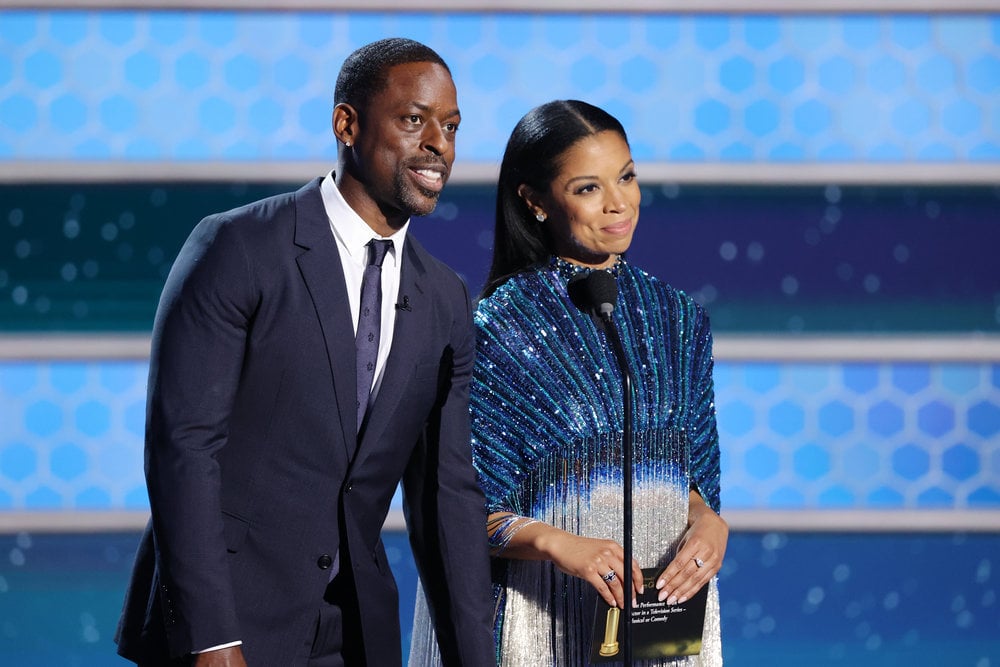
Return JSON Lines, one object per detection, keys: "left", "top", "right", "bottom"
{"left": 366, "top": 239, "right": 393, "bottom": 268}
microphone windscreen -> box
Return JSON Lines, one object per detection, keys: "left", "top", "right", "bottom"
{"left": 567, "top": 269, "right": 618, "bottom": 316}
{"left": 585, "top": 270, "right": 618, "bottom": 313}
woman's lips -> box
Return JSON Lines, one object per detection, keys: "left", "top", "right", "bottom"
{"left": 603, "top": 219, "right": 633, "bottom": 235}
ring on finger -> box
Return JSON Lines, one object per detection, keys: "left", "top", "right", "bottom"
{"left": 602, "top": 570, "right": 617, "bottom": 583}
{"left": 693, "top": 557, "right": 705, "bottom": 569}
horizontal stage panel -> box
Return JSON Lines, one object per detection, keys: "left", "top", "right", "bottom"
{"left": 4, "top": 161, "right": 1000, "bottom": 186}
{"left": 3, "top": 333, "right": 1000, "bottom": 362}
{"left": 2, "top": 508, "right": 998, "bottom": 534}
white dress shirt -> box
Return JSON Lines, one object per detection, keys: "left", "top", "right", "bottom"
{"left": 320, "top": 171, "right": 407, "bottom": 405}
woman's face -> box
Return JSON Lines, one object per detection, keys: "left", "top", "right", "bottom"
{"left": 523, "top": 130, "right": 640, "bottom": 269}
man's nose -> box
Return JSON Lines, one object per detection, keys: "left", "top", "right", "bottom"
{"left": 422, "top": 123, "right": 447, "bottom": 156}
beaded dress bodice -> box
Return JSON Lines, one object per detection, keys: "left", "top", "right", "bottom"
{"left": 410, "top": 258, "right": 723, "bottom": 666}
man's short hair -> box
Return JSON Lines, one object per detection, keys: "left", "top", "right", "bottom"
{"left": 335, "top": 38, "right": 450, "bottom": 112}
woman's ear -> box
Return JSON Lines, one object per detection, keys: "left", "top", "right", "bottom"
{"left": 517, "top": 184, "right": 547, "bottom": 221}
{"left": 332, "top": 103, "right": 358, "bottom": 148}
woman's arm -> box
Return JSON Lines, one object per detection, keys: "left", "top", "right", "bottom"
{"left": 488, "top": 511, "right": 644, "bottom": 609}
{"left": 654, "top": 489, "right": 729, "bottom": 604}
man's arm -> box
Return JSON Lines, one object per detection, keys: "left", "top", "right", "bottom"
{"left": 402, "top": 277, "right": 495, "bottom": 666}
{"left": 145, "top": 215, "right": 254, "bottom": 656}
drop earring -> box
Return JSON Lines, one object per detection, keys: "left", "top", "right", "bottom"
{"left": 535, "top": 212, "right": 546, "bottom": 222}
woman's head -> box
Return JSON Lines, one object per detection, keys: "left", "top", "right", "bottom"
{"left": 485, "top": 100, "right": 639, "bottom": 297}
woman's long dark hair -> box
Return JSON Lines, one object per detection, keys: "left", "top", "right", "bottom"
{"left": 481, "top": 100, "right": 629, "bottom": 299}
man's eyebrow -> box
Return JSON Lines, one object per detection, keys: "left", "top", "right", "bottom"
{"left": 410, "top": 101, "right": 461, "bottom": 118}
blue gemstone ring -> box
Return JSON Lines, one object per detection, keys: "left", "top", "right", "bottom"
{"left": 602, "top": 570, "right": 617, "bottom": 583}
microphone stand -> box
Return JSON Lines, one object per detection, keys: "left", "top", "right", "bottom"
{"left": 596, "top": 305, "right": 634, "bottom": 667}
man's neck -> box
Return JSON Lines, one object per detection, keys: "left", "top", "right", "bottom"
{"left": 334, "top": 169, "right": 406, "bottom": 237}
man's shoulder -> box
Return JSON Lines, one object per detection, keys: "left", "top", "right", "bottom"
{"left": 203, "top": 186, "right": 302, "bottom": 226}
{"left": 194, "top": 180, "right": 321, "bottom": 244}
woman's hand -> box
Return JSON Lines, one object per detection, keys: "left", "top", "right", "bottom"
{"left": 540, "top": 530, "right": 645, "bottom": 610}
{"left": 655, "top": 490, "right": 728, "bottom": 604}
{"left": 489, "top": 511, "right": 642, "bottom": 609}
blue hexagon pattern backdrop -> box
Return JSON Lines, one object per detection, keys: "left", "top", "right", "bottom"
{"left": 1, "top": 359, "right": 997, "bottom": 512}
{"left": 0, "top": 10, "right": 998, "bottom": 163}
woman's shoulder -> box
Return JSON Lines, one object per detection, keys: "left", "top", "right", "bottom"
{"left": 621, "top": 261, "right": 705, "bottom": 314}
{"left": 476, "top": 268, "right": 552, "bottom": 309}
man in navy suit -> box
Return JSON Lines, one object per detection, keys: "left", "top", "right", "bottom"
{"left": 115, "top": 38, "right": 494, "bottom": 666}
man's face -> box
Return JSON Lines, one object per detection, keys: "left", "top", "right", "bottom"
{"left": 349, "top": 61, "right": 460, "bottom": 222}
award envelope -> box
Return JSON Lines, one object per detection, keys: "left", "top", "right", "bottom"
{"left": 590, "top": 568, "right": 709, "bottom": 662}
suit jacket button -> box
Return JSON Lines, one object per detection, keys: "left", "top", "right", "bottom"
{"left": 317, "top": 554, "right": 333, "bottom": 570}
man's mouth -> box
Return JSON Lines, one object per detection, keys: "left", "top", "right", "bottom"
{"left": 409, "top": 166, "right": 447, "bottom": 193}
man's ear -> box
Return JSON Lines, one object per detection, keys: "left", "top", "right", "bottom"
{"left": 517, "top": 183, "right": 546, "bottom": 221}
{"left": 333, "top": 103, "right": 359, "bottom": 147}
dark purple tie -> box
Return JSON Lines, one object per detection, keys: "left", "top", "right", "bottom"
{"left": 356, "top": 239, "right": 392, "bottom": 432}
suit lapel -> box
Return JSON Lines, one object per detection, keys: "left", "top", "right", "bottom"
{"left": 292, "top": 179, "right": 358, "bottom": 462}
{"left": 352, "top": 240, "right": 429, "bottom": 468}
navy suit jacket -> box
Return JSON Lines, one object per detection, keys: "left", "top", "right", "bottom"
{"left": 116, "top": 178, "right": 494, "bottom": 666}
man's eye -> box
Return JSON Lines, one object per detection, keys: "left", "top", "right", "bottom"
{"left": 407, "top": 115, "right": 422, "bottom": 124}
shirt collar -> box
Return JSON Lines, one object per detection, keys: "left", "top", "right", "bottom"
{"left": 321, "top": 170, "right": 409, "bottom": 263}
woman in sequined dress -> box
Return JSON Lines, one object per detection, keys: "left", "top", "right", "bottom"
{"left": 410, "top": 100, "right": 727, "bottom": 666}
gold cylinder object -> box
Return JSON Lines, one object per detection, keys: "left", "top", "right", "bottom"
{"left": 598, "top": 606, "right": 621, "bottom": 657}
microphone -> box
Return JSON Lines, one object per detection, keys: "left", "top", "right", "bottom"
{"left": 567, "top": 268, "right": 635, "bottom": 666}
{"left": 395, "top": 295, "right": 411, "bottom": 311}
{"left": 567, "top": 270, "right": 617, "bottom": 319}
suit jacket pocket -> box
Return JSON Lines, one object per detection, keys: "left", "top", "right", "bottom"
{"left": 222, "top": 511, "right": 251, "bottom": 553}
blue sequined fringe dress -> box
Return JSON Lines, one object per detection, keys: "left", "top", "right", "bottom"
{"left": 410, "top": 258, "right": 723, "bottom": 666}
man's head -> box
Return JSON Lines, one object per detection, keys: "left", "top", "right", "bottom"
{"left": 335, "top": 38, "right": 450, "bottom": 113}
{"left": 333, "top": 39, "right": 459, "bottom": 233}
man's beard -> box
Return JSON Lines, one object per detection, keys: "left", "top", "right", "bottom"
{"left": 393, "top": 165, "right": 444, "bottom": 217}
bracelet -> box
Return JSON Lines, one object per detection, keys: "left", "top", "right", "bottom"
{"left": 489, "top": 515, "right": 540, "bottom": 555}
